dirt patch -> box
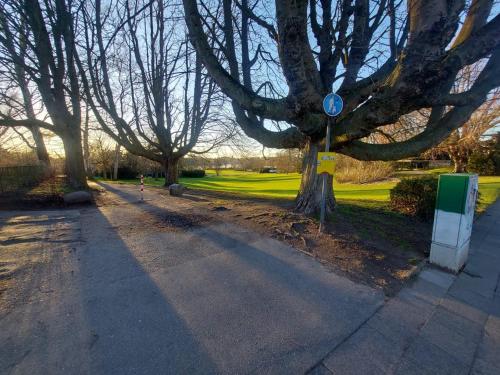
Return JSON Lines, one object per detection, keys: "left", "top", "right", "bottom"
{"left": 160, "top": 211, "right": 213, "bottom": 230}
{"left": 183, "top": 189, "right": 430, "bottom": 296}
{"left": 0, "top": 240, "right": 45, "bottom": 315}
{"left": 0, "top": 176, "right": 97, "bottom": 210}
{"left": 0, "top": 178, "right": 432, "bottom": 298}
{"left": 93, "top": 184, "right": 431, "bottom": 296}
{"left": 0, "top": 261, "right": 28, "bottom": 313}
{"left": 0, "top": 262, "right": 19, "bottom": 303}
{"left": 93, "top": 185, "right": 216, "bottom": 233}
{"left": 0, "top": 211, "right": 80, "bottom": 317}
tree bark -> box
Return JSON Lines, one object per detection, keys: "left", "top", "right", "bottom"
{"left": 113, "top": 143, "right": 120, "bottom": 180}
{"left": 30, "top": 126, "right": 51, "bottom": 166}
{"left": 453, "top": 160, "right": 467, "bottom": 173}
{"left": 0, "top": 5, "right": 50, "bottom": 168}
{"left": 451, "top": 153, "right": 469, "bottom": 173}
{"left": 82, "top": 106, "right": 92, "bottom": 177}
{"left": 295, "top": 139, "right": 335, "bottom": 215}
{"left": 183, "top": 0, "right": 499, "bottom": 165}
{"left": 163, "top": 158, "right": 180, "bottom": 186}
{"left": 61, "top": 125, "right": 88, "bottom": 190}
{"left": 448, "top": 144, "right": 470, "bottom": 173}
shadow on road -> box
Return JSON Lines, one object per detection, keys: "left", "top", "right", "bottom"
{"left": 77, "top": 200, "right": 220, "bottom": 374}
{"left": 93, "top": 182, "right": 385, "bottom": 373}
{"left": 97, "top": 182, "right": 369, "bottom": 301}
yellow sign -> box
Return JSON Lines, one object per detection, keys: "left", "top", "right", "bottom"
{"left": 317, "top": 152, "right": 336, "bottom": 175}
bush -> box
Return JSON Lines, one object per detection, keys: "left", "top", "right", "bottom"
{"left": 390, "top": 177, "right": 438, "bottom": 220}
{"left": 0, "top": 164, "right": 53, "bottom": 193}
{"left": 492, "top": 134, "right": 500, "bottom": 175}
{"left": 180, "top": 169, "right": 205, "bottom": 178}
{"left": 493, "top": 153, "right": 500, "bottom": 176}
{"left": 259, "top": 167, "right": 276, "bottom": 173}
{"left": 467, "top": 151, "right": 495, "bottom": 175}
{"left": 335, "top": 155, "right": 394, "bottom": 184}
{"left": 117, "top": 166, "right": 138, "bottom": 179}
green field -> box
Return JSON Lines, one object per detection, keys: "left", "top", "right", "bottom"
{"left": 106, "top": 169, "right": 500, "bottom": 212}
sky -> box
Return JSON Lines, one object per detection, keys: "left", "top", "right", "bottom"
{"left": 1, "top": 0, "right": 499, "bottom": 160}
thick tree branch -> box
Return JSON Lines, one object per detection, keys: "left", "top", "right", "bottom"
{"left": 339, "top": 103, "right": 478, "bottom": 160}
{"left": 232, "top": 103, "right": 305, "bottom": 148}
{"left": 0, "top": 116, "right": 54, "bottom": 131}
{"left": 235, "top": 0, "right": 278, "bottom": 41}
{"left": 452, "top": 0, "right": 493, "bottom": 48}
{"left": 183, "top": 0, "right": 291, "bottom": 121}
{"left": 340, "top": 47, "right": 500, "bottom": 159}
{"left": 443, "top": 13, "right": 500, "bottom": 69}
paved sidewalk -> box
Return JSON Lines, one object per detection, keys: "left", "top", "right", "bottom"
{"left": 0, "top": 183, "right": 385, "bottom": 375}
{"left": 311, "top": 200, "right": 500, "bottom": 375}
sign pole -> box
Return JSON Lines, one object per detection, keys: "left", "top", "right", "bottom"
{"left": 318, "top": 91, "right": 342, "bottom": 234}
{"left": 319, "top": 117, "right": 333, "bottom": 233}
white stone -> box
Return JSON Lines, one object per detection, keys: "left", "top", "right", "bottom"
{"left": 168, "top": 184, "right": 184, "bottom": 196}
{"left": 63, "top": 190, "right": 92, "bottom": 204}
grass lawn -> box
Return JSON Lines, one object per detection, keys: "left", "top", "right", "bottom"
{"left": 103, "top": 169, "right": 500, "bottom": 212}
{"left": 107, "top": 170, "right": 396, "bottom": 201}
{"left": 476, "top": 176, "right": 500, "bottom": 213}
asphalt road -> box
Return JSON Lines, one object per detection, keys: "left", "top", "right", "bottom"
{"left": 0, "top": 183, "right": 384, "bottom": 374}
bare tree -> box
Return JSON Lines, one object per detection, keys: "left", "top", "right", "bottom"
{"left": 425, "top": 97, "right": 499, "bottom": 172}
{"left": 113, "top": 143, "right": 121, "bottom": 180}
{"left": 82, "top": 104, "right": 93, "bottom": 177}
{"left": 0, "top": 124, "right": 40, "bottom": 164}
{"left": 382, "top": 62, "right": 500, "bottom": 172}
{"left": 425, "top": 64, "right": 500, "bottom": 172}
{"left": 0, "top": 16, "right": 51, "bottom": 166}
{"left": 80, "top": 0, "right": 233, "bottom": 186}
{"left": 90, "top": 133, "right": 116, "bottom": 179}
{"left": 183, "top": 0, "right": 500, "bottom": 214}
{"left": 0, "top": 0, "right": 87, "bottom": 189}
{"left": 273, "top": 149, "right": 302, "bottom": 173}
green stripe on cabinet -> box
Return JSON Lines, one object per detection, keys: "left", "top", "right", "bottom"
{"left": 436, "top": 174, "right": 469, "bottom": 214}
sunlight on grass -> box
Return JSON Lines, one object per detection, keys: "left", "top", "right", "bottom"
{"left": 477, "top": 176, "right": 500, "bottom": 213}
{"left": 104, "top": 169, "right": 500, "bottom": 210}
{"left": 179, "top": 170, "right": 397, "bottom": 201}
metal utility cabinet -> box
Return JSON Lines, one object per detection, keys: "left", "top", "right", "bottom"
{"left": 430, "top": 173, "right": 478, "bottom": 272}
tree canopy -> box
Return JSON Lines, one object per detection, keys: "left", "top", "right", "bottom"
{"left": 0, "top": 0, "right": 498, "bottom": 202}
{"left": 182, "top": 0, "right": 500, "bottom": 212}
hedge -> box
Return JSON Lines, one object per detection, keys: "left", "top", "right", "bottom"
{"left": 180, "top": 169, "right": 206, "bottom": 178}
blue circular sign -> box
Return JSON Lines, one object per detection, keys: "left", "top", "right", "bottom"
{"left": 323, "top": 93, "right": 343, "bottom": 117}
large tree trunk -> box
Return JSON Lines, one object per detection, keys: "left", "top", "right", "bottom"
{"left": 113, "top": 144, "right": 120, "bottom": 180}
{"left": 30, "top": 126, "right": 51, "bottom": 166}
{"left": 449, "top": 148, "right": 469, "bottom": 173}
{"left": 295, "top": 139, "right": 336, "bottom": 215}
{"left": 82, "top": 106, "right": 92, "bottom": 177}
{"left": 453, "top": 157, "right": 468, "bottom": 173}
{"left": 163, "top": 158, "right": 180, "bottom": 186}
{"left": 61, "top": 126, "right": 88, "bottom": 190}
